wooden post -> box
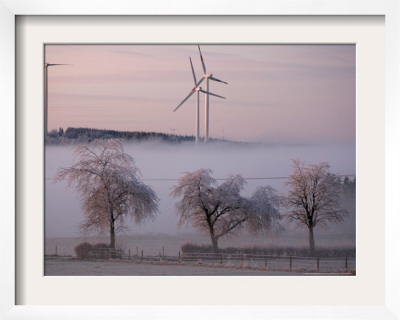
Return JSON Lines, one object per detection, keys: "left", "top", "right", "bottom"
{"left": 136, "top": 246, "right": 138, "bottom": 256}
{"left": 317, "top": 257, "right": 320, "bottom": 271}
{"left": 289, "top": 256, "right": 292, "bottom": 269}
{"left": 163, "top": 246, "right": 165, "bottom": 257}
{"left": 128, "top": 249, "right": 131, "bottom": 260}
{"left": 220, "top": 253, "right": 223, "bottom": 264}
{"left": 179, "top": 251, "right": 181, "bottom": 262}
{"left": 109, "top": 248, "right": 111, "bottom": 259}
{"left": 141, "top": 250, "right": 143, "bottom": 261}
{"left": 345, "top": 256, "right": 348, "bottom": 270}
{"left": 264, "top": 257, "right": 268, "bottom": 268}
{"left": 55, "top": 246, "right": 58, "bottom": 256}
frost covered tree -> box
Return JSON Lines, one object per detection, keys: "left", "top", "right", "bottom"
{"left": 248, "top": 186, "right": 283, "bottom": 234}
{"left": 54, "top": 139, "right": 159, "bottom": 249}
{"left": 172, "top": 169, "right": 281, "bottom": 251}
{"left": 285, "top": 159, "right": 346, "bottom": 256}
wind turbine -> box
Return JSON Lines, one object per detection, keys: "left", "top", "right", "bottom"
{"left": 173, "top": 57, "right": 225, "bottom": 144}
{"left": 44, "top": 63, "right": 68, "bottom": 135}
{"left": 197, "top": 45, "right": 228, "bottom": 142}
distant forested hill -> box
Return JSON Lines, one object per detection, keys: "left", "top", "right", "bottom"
{"left": 45, "top": 127, "right": 269, "bottom": 148}
{"left": 46, "top": 127, "right": 254, "bottom": 145}
{"left": 45, "top": 127, "right": 196, "bottom": 144}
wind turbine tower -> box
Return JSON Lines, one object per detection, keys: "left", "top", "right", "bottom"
{"left": 173, "top": 57, "right": 225, "bottom": 143}
{"left": 44, "top": 63, "right": 68, "bottom": 135}
{"left": 197, "top": 45, "right": 228, "bottom": 142}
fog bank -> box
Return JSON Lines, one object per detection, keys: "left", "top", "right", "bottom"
{"left": 45, "top": 141, "right": 355, "bottom": 243}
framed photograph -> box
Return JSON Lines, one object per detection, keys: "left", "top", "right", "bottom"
{"left": 43, "top": 42, "right": 358, "bottom": 278}
{"left": 1, "top": 0, "right": 399, "bottom": 319}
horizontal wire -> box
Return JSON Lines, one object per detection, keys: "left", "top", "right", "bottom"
{"left": 45, "top": 174, "right": 355, "bottom": 181}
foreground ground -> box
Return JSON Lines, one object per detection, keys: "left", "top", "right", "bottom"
{"left": 45, "top": 258, "right": 354, "bottom": 276}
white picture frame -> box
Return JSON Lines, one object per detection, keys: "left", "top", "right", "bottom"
{"left": 1, "top": 0, "right": 399, "bottom": 319}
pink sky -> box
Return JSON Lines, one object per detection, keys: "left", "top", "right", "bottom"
{"left": 45, "top": 44, "right": 355, "bottom": 144}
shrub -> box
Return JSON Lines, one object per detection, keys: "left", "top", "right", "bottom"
{"left": 74, "top": 242, "right": 93, "bottom": 260}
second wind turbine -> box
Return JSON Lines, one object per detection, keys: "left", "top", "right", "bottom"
{"left": 44, "top": 62, "right": 69, "bottom": 135}
{"left": 173, "top": 57, "right": 225, "bottom": 144}
{"left": 197, "top": 45, "right": 228, "bottom": 142}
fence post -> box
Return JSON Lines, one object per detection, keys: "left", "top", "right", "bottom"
{"left": 55, "top": 246, "right": 58, "bottom": 256}
{"left": 141, "top": 250, "right": 143, "bottom": 262}
{"left": 179, "top": 251, "right": 181, "bottom": 262}
{"left": 289, "top": 256, "right": 292, "bottom": 269}
{"left": 264, "top": 257, "right": 268, "bottom": 269}
{"left": 109, "top": 248, "right": 111, "bottom": 259}
{"left": 220, "top": 253, "right": 223, "bottom": 265}
{"left": 163, "top": 246, "right": 165, "bottom": 257}
{"left": 317, "top": 257, "right": 320, "bottom": 271}
{"left": 136, "top": 246, "right": 138, "bottom": 256}
{"left": 345, "top": 256, "right": 348, "bottom": 270}
{"left": 128, "top": 249, "right": 131, "bottom": 260}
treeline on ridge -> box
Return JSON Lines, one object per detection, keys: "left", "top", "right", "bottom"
{"left": 46, "top": 127, "right": 196, "bottom": 144}
{"left": 46, "top": 127, "right": 254, "bottom": 146}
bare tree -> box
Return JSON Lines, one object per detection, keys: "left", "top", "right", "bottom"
{"left": 285, "top": 159, "right": 346, "bottom": 256}
{"left": 171, "top": 169, "right": 281, "bottom": 251}
{"left": 54, "top": 139, "right": 159, "bottom": 248}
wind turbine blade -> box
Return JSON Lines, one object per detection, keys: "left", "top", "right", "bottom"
{"left": 173, "top": 90, "right": 195, "bottom": 112}
{"left": 209, "top": 76, "right": 228, "bottom": 84}
{"left": 189, "top": 57, "right": 197, "bottom": 86}
{"left": 198, "top": 45, "right": 207, "bottom": 74}
{"left": 199, "top": 89, "right": 226, "bottom": 99}
{"left": 196, "top": 77, "right": 205, "bottom": 87}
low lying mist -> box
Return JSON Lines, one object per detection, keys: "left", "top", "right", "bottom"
{"left": 45, "top": 140, "right": 355, "bottom": 247}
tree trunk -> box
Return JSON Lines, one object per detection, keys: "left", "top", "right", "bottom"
{"left": 110, "top": 220, "right": 116, "bottom": 249}
{"left": 308, "top": 226, "right": 315, "bottom": 256}
{"left": 211, "top": 234, "right": 219, "bottom": 252}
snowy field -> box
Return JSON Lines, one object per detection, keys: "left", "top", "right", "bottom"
{"left": 45, "top": 258, "right": 353, "bottom": 276}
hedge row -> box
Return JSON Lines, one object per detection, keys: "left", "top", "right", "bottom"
{"left": 181, "top": 242, "right": 356, "bottom": 258}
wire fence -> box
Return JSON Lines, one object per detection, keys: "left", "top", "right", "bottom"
{"left": 46, "top": 247, "right": 356, "bottom": 273}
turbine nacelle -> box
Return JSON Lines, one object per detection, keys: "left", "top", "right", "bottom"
{"left": 206, "top": 73, "right": 228, "bottom": 84}
{"left": 174, "top": 85, "right": 225, "bottom": 113}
